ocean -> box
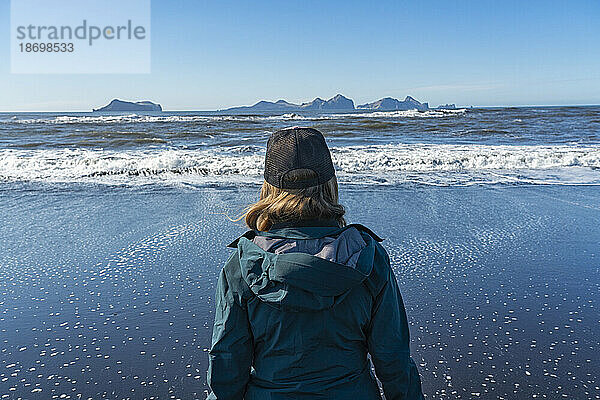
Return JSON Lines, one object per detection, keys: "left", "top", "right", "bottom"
{"left": 2, "top": 107, "right": 600, "bottom": 187}
{"left": 0, "top": 106, "right": 599, "bottom": 399}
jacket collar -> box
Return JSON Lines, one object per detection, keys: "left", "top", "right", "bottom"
{"left": 270, "top": 218, "right": 341, "bottom": 229}
{"left": 227, "top": 220, "right": 383, "bottom": 248}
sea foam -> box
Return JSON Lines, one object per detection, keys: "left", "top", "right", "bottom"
{"left": 1, "top": 109, "right": 464, "bottom": 125}
{"left": 1, "top": 144, "right": 599, "bottom": 186}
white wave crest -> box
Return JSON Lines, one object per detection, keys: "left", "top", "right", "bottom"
{"left": 2, "top": 109, "right": 465, "bottom": 124}
{"left": 330, "top": 109, "right": 467, "bottom": 118}
{"left": 331, "top": 144, "right": 600, "bottom": 172}
{"left": 1, "top": 144, "right": 598, "bottom": 186}
{"left": 1, "top": 113, "right": 317, "bottom": 125}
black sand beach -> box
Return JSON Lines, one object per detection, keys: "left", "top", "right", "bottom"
{"left": 1, "top": 183, "right": 598, "bottom": 399}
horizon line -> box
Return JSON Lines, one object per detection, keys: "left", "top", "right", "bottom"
{"left": 1, "top": 103, "right": 600, "bottom": 113}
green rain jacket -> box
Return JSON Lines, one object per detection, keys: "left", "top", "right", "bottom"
{"left": 207, "top": 220, "right": 424, "bottom": 400}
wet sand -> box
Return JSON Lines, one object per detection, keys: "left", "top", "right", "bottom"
{"left": 0, "top": 183, "right": 598, "bottom": 399}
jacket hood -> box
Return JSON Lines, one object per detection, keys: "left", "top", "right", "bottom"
{"left": 227, "top": 222, "right": 383, "bottom": 312}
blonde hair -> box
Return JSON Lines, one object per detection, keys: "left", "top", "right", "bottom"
{"left": 243, "top": 170, "right": 346, "bottom": 232}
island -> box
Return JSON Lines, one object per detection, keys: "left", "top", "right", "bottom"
{"left": 221, "top": 94, "right": 438, "bottom": 113}
{"left": 435, "top": 103, "right": 457, "bottom": 110}
{"left": 299, "top": 94, "right": 355, "bottom": 110}
{"left": 223, "top": 94, "right": 355, "bottom": 113}
{"left": 91, "top": 95, "right": 454, "bottom": 113}
{"left": 356, "top": 96, "right": 429, "bottom": 111}
{"left": 93, "top": 99, "right": 162, "bottom": 112}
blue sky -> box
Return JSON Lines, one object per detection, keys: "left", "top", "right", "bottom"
{"left": 0, "top": 0, "right": 599, "bottom": 111}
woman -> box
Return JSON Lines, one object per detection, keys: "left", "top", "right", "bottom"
{"left": 207, "top": 127, "right": 424, "bottom": 399}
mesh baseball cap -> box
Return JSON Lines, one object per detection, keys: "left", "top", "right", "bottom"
{"left": 264, "top": 127, "right": 335, "bottom": 189}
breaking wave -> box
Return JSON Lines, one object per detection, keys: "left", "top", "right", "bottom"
{"left": 329, "top": 109, "right": 467, "bottom": 119}
{"left": 1, "top": 144, "right": 599, "bottom": 186}
{"left": 1, "top": 109, "right": 465, "bottom": 125}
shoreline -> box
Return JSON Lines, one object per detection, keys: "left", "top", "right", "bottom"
{"left": 1, "top": 184, "right": 598, "bottom": 398}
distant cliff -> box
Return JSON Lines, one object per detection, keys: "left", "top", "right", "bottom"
{"left": 300, "top": 94, "right": 355, "bottom": 110}
{"left": 224, "top": 94, "right": 355, "bottom": 112}
{"left": 223, "top": 94, "right": 432, "bottom": 112}
{"left": 357, "top": 96, "right": 429, "bottom": 112}
{"left": 93, "top": 99, "right": 162, "bottom": 112}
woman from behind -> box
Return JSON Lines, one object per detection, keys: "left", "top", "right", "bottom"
{"left": 207, "top": 127, "right": 424, "bottom": 399}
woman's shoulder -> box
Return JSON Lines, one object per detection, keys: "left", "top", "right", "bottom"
{"left": 347, "top": 224, "right": 394, "bottom": 296}
{"left": 344, "top": 223, "right": 384, "bottom": 243}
